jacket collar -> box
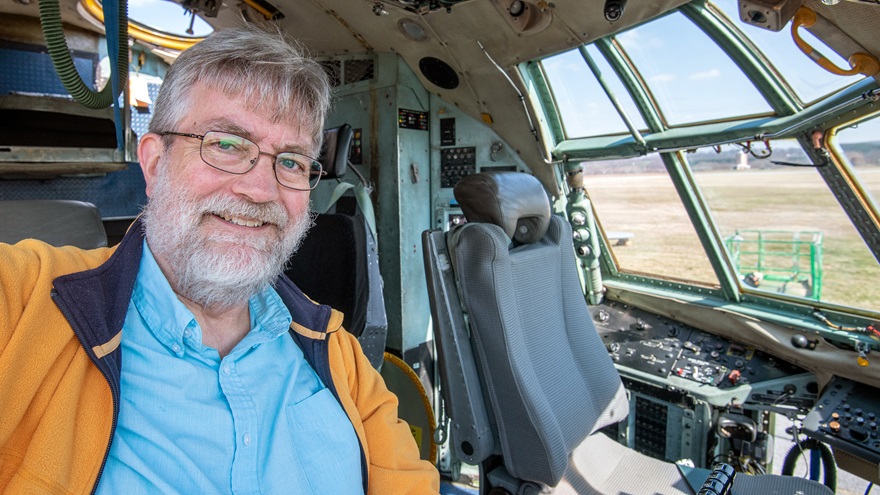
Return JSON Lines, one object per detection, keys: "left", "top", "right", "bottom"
{"left": 53, "top": 218, "right": 144, "bottom": 362}
{"left": 53, "top": 217, "right": 334, "bottom": 364}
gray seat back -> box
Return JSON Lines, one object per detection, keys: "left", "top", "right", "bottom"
{"left": 286, "top": 211, "right": 388, "bottom": 368}
{"left": 0, "top": 199, "right": 107, "bottom": 248}
{"left": 428, "top": 172, "right": 628, "bottom": 487}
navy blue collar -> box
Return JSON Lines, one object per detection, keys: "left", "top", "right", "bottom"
{"left": 51, "top": 217, "right": 334, "bottom": 394}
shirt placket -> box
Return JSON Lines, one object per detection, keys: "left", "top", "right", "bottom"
{"left": 219, "top": 354, "right": 261, "bottom": 494}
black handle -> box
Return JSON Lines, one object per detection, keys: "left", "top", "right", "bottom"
{"left": 697, "top": 463, "right": 736, "bottom": 495}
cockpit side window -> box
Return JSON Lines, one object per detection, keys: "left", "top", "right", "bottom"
{"left": 542, "top": 45, "right": 648, "bottom": 139}
{"left": 613, "top": 11, "right": 774, "bottom": 126}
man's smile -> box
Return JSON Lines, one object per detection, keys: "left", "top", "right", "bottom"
{"left": 214, "top": 212, "right": 270, "bottom": 228}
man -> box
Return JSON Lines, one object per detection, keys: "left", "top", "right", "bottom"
{"left": 0, "top": 27, "right": 440, "bottom": 494}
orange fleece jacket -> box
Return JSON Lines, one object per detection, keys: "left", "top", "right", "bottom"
{"left": 0, "top": 238, "right": 439, "bottom": 494}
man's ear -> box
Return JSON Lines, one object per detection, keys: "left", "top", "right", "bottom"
{"left": 138, "top": 133, "right": 163, "bottom": 197}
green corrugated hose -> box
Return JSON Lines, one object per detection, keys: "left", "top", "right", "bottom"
{"left": 37, "top": 0, "right": 129, "bottom": 109}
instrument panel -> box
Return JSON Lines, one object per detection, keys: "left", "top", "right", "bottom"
{"left": 591, "top": 300, "right": 880, "bottom": 479}
{"left": 804, "top": 376, "right": 880, "bottom": 465}
{"left": 590, "top": 301, "right": 817, "bottom": 411}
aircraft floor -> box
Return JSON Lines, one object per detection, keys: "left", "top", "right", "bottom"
{"left": 439, "top": 481, "right": 479, "bottom": 495}
{"left": 436, "top": 416, "right": 874, "bottom": 495}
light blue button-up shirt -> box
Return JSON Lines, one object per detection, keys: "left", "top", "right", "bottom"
{"left": 96, "top": 241, "right": 363, "bottom": 494}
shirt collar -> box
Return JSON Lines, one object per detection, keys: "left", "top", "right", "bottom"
{"left": 131, "top": 240, "right": 199, "bottom": 356}
{"left": 242, "top": 282, "right": 293, "bottom": 350}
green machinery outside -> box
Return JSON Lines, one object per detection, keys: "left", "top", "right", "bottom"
{"left": 724, "top": 230, "right": 824, "bottom": 301}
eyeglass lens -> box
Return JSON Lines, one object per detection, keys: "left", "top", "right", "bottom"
{"left": 200, "top": 131, "right": 322, "bottom": 190}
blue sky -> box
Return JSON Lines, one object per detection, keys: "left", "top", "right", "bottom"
{"left": 128, "top": 0, "right": 213, "bottom": 37}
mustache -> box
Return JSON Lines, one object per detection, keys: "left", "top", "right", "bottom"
{"left": 198, "top": 193, "right": 290, "bottom": 230}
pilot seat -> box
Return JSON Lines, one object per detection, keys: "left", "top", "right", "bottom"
{"left": 422, "top": 171, "right": 832, "bottom": 495}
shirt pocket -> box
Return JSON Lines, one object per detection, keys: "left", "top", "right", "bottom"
{"left": 286, "top": 387, "right": 364, "bottom": 494}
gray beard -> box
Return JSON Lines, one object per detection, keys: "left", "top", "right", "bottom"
{"left": 141, "top": 166, "right": 314, "bottom": 310}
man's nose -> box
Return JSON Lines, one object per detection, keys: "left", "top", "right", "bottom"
{"left": 231, "top": 153, "right": 281, "bottom": 203}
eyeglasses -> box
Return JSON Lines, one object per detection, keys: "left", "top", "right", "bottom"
{"left": 158, "top": 130, "right": 326, "bottom": 191}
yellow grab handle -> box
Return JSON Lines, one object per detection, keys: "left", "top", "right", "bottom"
{"left": 791, "top": 7, "right": 880, "bottom": 77}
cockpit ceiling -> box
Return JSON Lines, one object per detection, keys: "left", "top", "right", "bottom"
{"left": 4, "top": 0, "right": 697, "bottom": 64}
{"left": 218, "top": 0, "right": 693, "bottom": 147}
{"left": 244, "top": 0, "right": 696, "bottom": 63}
{"left": 4, "top": 0, "right": 879, "bottom": 85}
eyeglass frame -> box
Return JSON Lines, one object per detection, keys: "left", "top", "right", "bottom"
{"left": 157, "top": 130, "right": 327, "bottom": 191}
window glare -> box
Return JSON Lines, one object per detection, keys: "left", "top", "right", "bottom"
{"left": 614, "top": 11, "right": 772, "bottom": 126}
{"left": 711, "top": 0, "right": 863, "bottom": 104}
{"left": 542, "top": 48, "right": 646, "bottom": 138}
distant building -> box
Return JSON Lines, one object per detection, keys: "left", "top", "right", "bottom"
{"left": 734, "top": 151, "right": 751, "bottom": 170}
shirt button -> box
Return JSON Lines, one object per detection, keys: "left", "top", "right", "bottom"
{"left": 243, "top": 433, "right": 251, "bottom": 446}
{"left": 171, "top": 344, "right": 181, "bottom": 353}
{"left": 184, "top": 329, "right": 192, "bottom": 338}
{"left": 222, "top": 365, "right": 231, "bottom": 375}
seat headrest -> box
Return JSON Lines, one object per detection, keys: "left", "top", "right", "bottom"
{"left": 0, "top": 200, "right": 107, "bottom": 249}
{"left": 318, "top": 124, "right": 354, "bottom": 180}
{"left": 454, "top": 172, "right": 551, "bottom": 244}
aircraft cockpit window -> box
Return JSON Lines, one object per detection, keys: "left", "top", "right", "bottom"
{"left": 534, "top": 0, "right": 880, "bottom": 313}
{"left": 127, "top": 0, "right": 213, "bottom": 38}
{"left": 710, "top": 0, "right": 865, "bottom": 105}
{"left": 691, "top": 139, "right": 880, "bottom": 310}
{"left": 542, "top": 45, "right": 648, "bottom": 138}
{"left": 79, "top": 0, "right": 211, "bottom": 53}
{"left": 613, "top": 11, "right": 774, "bottom": 126}
{"left": 583, "top": 155, "right": 721, "bottom": 287}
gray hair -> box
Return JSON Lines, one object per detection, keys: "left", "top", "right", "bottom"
{"left": 148, "top": 26, "right": 331, "bottom": 154}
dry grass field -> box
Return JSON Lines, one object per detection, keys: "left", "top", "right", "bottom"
{"left": 585, "top": 167, "right": 880, "bottom": 311}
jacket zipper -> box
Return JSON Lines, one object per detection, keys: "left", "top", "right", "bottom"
{"left": 51, "top": 288, "right": 119, "bottom": 495}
